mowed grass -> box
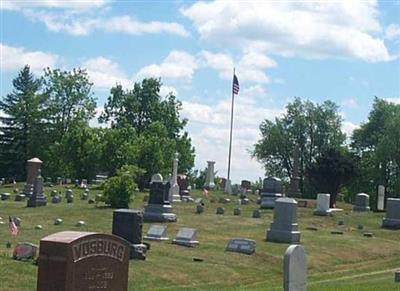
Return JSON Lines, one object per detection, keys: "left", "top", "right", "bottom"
{"left": 0, "top": 183, "right": 399, "bottom": 290}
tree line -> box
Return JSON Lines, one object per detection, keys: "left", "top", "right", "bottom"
{"left": 0, "top": 66, "right": 195, "bottom": 189}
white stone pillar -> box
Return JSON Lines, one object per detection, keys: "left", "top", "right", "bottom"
{"left": 169, "top": 153, "right": 181, "bottom": 202}
{"left": 377, "top": 185, "right": 385, "bottom": 211}
{"left": 203, "top": 161, "right": 216, "bottom": 190}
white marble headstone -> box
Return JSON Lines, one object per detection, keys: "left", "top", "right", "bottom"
{"left": 283, "top": 244, "right": 307, "bottom": 291}
{"left": 377, "top": 185, "right": 385, "bottom": 211}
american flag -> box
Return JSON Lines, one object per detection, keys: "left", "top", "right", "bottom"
{"left": 9, "top": 216, "right": 18, "bottom": 236}
{"left": 232, "top": 74, "right": 240, "bottom": 95}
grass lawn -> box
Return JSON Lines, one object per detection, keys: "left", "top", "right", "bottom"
{"left": 0, "top": 183, "right": 399, "bottom": 290}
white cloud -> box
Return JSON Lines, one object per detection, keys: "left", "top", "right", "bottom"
{"left": 0, "top": 43, "right": 58, "bottom": 73}
{"left": 384, "top": 97, "right": 400, "bottom": 105}
{"left": 24, "top": 10, "right": 189, "bottom": 37}
{"left": 81, "top": 57, "right": 131, "bottom": 89}
{"left": 341, "top": 98, "right": 359, "bottom": 108}
{"left": 342, "top": 120, "right": 360, "bottom": 138}
{"left": 182, "top": 86, "right": 283, "bottom": 182}
{"left": 1, "top": 0, "right": 109, "bottom": 11}
{"left": 136, "top": 51, "right": 198, "bottom": 82}
{"left": 160, "top": 86, "right": 178, "bottom": 97}
{"left": 181, "top": 1, "right": 395, "bottom": 62}
{"left": 385, "top": 24, "right": 400, "bottom": 40}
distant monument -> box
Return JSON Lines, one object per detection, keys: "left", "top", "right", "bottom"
{"left": 22, "top": 157, "right": 43, "bottom": 197}
{"left": 288, "top": 145, "right": 302, "bottom": 198}
{"left": 203, "top": 161, "right": 216, "bottom": 190}
{"left": 27, "top": 170, "right": 47, "bottom": 207}
{"left": 169, "top": 153, "right": 181, "bottom": 202}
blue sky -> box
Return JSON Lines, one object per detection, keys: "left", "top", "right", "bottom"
{"left": 1, "top": 0, "right": 400, "bottom": 183}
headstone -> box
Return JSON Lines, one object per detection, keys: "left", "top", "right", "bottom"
{"left": 80, "top": 192, "right": 88, "bottom": 200}
{"left": 226, "top": 238, "right": 256, "bottom": 255}
{"left": 143, "top": 174, "right": 177, "bottom": 222}
{"left": 313, "top": 193, "right": 332, "bottom": 216}
{"left": 252, "top": 209, "right": 261, "bottom": 218}
{"left": 241, "top": 198, "right": 250, "bottom": 205}
{"left": 14, "top": 217, "right": 21, "bottom": 226}
{"left": 260, "top": 177, "right": 283, "bottom": 209}
{"left": 203, "top": 161, "right": 216, "bottom": 190}
{"left": 144, "top": 225, "right": 169, "bottom": 241}
{"left": 52, "top": 195, "right": 61, "bottom": 204}
{"left": 196, "top": 204, "right": 204, "bottom": 214}
{"left": 224, "top": 179, "right": 232, "bottom": 194}
{"left": 35, "top": 224, "right": 43, "bottom": 230}
{"left": 65, "top": 189, "right": 73, "bottom": 199}
{"left": 112, "top": 209, "right": 146, "bottom": 260}
{"left": 57, "top": 177, "right": 62, "bottom": 185}
{"left": 266, "top": 198, "right": 301, "bottom": 243}
{"left": 67, "top": 195, "right": 74, "bottom": 203}
{"left": 382, "top": 198, "right": 400, "bottom": 229}
{"left": 377, "top": 185, "right": 385, "bottom": 211}
{"left": 51, "top": 190, "right": 58, "bottom": 197}
{"left": 240, "top": 180, "right": 251, "bottom": 190}
{"left": 177, "top": 174, "right": 190, "bottom": 197}
{"left": 54, "top": 218, "right": 63, "bottom": 225}
{"left": 297, "top": 200, "right": 308, "bottom": 208}
{"left": 37, "top": 231, "right": 130, "bottom": 291}
{"left": 172, "top": 228, "right": 199, "bottom": 247}
{"left": 216, "top": 207, "right": 224, "bottom": 215}
{"left": 169, "top": 153, "right": 181, "bottom": 202}
{"left": 353, "top": 193, "right": 370, "bottom": 212}
{"left": 76, "top": 220, "right": 85, "bottom": 227}
{"left": 1, "top": 193, "right": 11, "bottom": 200}
{"left": 13, "top": 242, "right": 38, "bottom": 260}
{"left": 80, "top": 179, "right": 88, "bottom": 189}
{"left": 27, "top": 170, "right": 47, "bottom": 207}
{"left": 287, "top": 144, "right": 302, "bottom": 198}
{"left": 283, "top": 244, "right": 307, "bottom": 291}
{"left": 233, "top": 207, "right": 241, "bottom": 216}
{"left": 231, "top": 184, "right": 240, "bottom": 195}
{"left": 23, "top": 157, "right": 42, "bottom": 197}
{"left": 220, "top": 178, "right": 227, "bottom": 190}
{"left": 395, "top": 271, "right": 400, "bottom": 282}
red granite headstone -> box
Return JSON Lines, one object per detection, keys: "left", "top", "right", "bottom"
{"left": 37, "top": 231, "right": 130, "bottom": 291}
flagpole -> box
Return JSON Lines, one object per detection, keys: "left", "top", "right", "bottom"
{"left": 227, "top": 68, "right": 235, "bottom": 182}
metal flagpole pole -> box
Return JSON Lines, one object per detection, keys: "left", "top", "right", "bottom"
{"left": 227, "top": 68, "right": 235, "bottom": 181}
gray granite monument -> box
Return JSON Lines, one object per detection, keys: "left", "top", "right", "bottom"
{"left": 203, "top": 161, "right": 216, "bottom": 190}
{"left": 382, "top": 198, "right": 400, "bottom": 229}
{"left": 144, "top": 225, "right": 169, "bottom": 241}
{"left": 377, "top": 185, "right": 385, "bottom": 211}
{"left": 226, "top": 238, "right": 256, "bottom": 255}
{"left": 172, "top": 228, "right": 199, "bottom": 247}
{"left": 27, "top": 170, "right": 47, "bottom": 207}
{"left": 353, "top": 193, "right": 370, "bottom": 212}
{"left": 260, "top": 176, "right": 283, "bottom": 209}
{"left": 169, "top": 153, "right": 181, "bottom": 202}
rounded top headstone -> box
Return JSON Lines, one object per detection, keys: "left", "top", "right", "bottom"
{"left": 356, "top": 193, "right": 369, "bottom": 197}
{"left": 27, "top": 157, "right": 42, "bottom": 164}
{"left": 151, "top": 173, "right": 163, "bottom": 183}
{"left": 276, "top": 197, "right": 297, "bottom": 205}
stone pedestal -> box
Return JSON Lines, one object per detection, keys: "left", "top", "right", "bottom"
{"left": 23, "top": 158, "right": 42, "bottom": 197}
{"left": 377, "top": 185, "right": 385, "bottom": 211}
{"left": 313, "top": 193, "right": 332, "bottom": 216}
{"left": 27, "top": 170, "right": 47, "bottom": 207}
{"left": 169, "top": 153, "right": 181, "bottom": 202}
{"left": 224, "top": 179, "right": 232, "bottom": 194}
{"left": 203, "top": 161, "right": 215, "bottom": 190}
{"left": 260, "top": 177, "right": 283, "bottom": 209}
{"left": 382, "top": 198, "right": 400, "bottom": 229}
{"left": 353, "top": 193, "right": 370, "bottom": 212}
{"left": 266, "top": 198, "right": 300, "bottom": 243}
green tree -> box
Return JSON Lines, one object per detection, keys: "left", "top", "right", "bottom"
{"left": 252, "top": 98, "right": 345, "bottom": 196}
{"left": 0, "top": 66, "right": 47, "bottom": 179}
{"left": 307, "top": 148, "right": 357, "bottom": 207}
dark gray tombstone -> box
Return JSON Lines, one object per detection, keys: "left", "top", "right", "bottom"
{"left": 196, "top": 204, "right": 204, "bottom": 214}
{"left": 52, "top": 195, "right": 61, "bottom": 204}
{"left": 143, "top": 174, "right": 177, "bottom": 222}
{"left": 15, "top": 193, "right": 26, "bottom": 201}
{"left": 395, "top": 271, "right": 400, "bottom": 282}
{"left": 353, "top": 193, "right": 370, "bottom": 212}
{"left": 1, "top": 193, "right": 11, "bottom": 200}
{"left": 144, "top": 225, "right": 169, "bottom": 241}
{"left": 66, "top": 195, "right": 74, "bottom": 203}
{"left": 266, "top": 198, "right": 301, "bottom": 243}
{"left": 112, "top": 209, "right": 146, "bottom": 260}
{"left": 27, "top": 170, "right": 47, "bottom": 207}
{"left": 252, "top": 209, "right": 261, "bottom": 218}
{"left": 382, "top": 198, "right": 400, "bottom": 229}
{"left": 233, "top": 207, "right": 241, "bottom": 216}
{"left": 172, "top": 228, "right": 199, "bottom": 247}
{"left": 240, "top": 180, "right": 251, "bottom": 190}
{"left": 260, "top": 177, "right": 283, "bottom": 209}
{"left": 216, "top": 207, "right": 224, "bottom": 215}
{"left": 283, "top": 244, "right": 307, "bottom": 291}
{"left": 226, "top": 238, "right": 256, "bottom": 255}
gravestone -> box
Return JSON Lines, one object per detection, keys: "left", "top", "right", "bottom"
{"left": 216, "top": 207, "right": 224, "bottom": 215}
{"left": 283, "top": 244, "right": 307, "bottom": 291}
{"left": 377, "top": 185, "right": 385, "bottom": 211}
{"left": 241, "top": 180, "right": 251, "bottom": 190}
{"left": 52, "top": 195, "right": 61, "bottom": 204}
{"left": 27, "top": 170, "right": 47, "bottom": 207}
{"left": 144, "top": 225, "right": 169, "bottom": 241}
{"left": 112, "top": 209, "right": 147, "bottom": 260}
{"left": 395, "top": 271, "right": 400, "bottom": 282}
{"left": 382, "top": 198, "right": 400, "bottom": 229}
{"left": 172, "top": 228, "right": 199, "bottom": 247}
{"left": 287, "top": 144, "right": 302, "bottom": 198}
{"left": 313, "top": 193, "right": 332, "bottom": 216}
{"left": 196, "top": 204, "right": 204, "bottom": 214}
{"left": 37, "top": 231, "right": 130, "bottom": 291}
{"left": 297, "top": 200, "right": 308, "bottom": 208}
{"left": 169, "top": 153, "right": 181, "bottom": 202}
{"left": 220, "top": 178, "right": 227, "bottom": 190}
{"left": 143, "top": 174, "right": 177, "bottom": 222}
{"left": 67, "top": 195, "right": 74, "bottom": 203}
{"left": 231, "top": 184, "right": 240, "bottom": 195}
{"left": 260, "top": 177, "right": 283, "bottom": 209}
{"left": 54, "top": 218, "right": 63, "bottom": 225}
{"left": 266, "top": 198, "right": 301, "bottom": 243}
{"left": 1, "top": 193, "right": 11, "bottom": 200}
{"left": 81, "top": 192, "right": 88, "bottom": 200}
{"left": 233, "top": 207, "right": 241, "bottom": 216}
{"left": 13, "top": 242, "right": 38, "bottom": 260}
{"left": 51, "top": 190, "right": 58, "bottom": 197}
{"left": 226, "top": 238, "right": 256, "bottom": 255}
{"left": 224, "top": 179, "right": 232, "bottom": 194}
{"left": 22, "top": 157, "right": 42, "bottom": 197}
{"left": 353, "top": 193, "right": 370, "bottom": 212}
{"left": 80, "top": 179, "right": 88, "bottom": 189}
{"left": 177, "top": 174, "right": 190, "bottom": 197}
{"left": 65, "top": 189, "right": 73, "bottom": 199}
{"left": 203, "top": 161, "right": 216, "bottom": 190}
{"left": 252, "top": 209, "right": 261, "bottom": 218}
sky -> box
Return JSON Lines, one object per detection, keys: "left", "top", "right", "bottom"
{"left": 1, "top": 0, "right": 400, "bottom": 183}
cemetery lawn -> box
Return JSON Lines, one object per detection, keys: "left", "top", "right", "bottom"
{"left": 0, "top": 184, "right": 399, "bottom": 291}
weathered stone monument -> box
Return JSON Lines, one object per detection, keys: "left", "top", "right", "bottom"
{"left": 172, "top": 228, "right": 199, "bottom": 247}
{"left": 266, "top": 198, "right": 301, "bottom": 243}
{"left": 203, "top": 161, "right": 216, "bottom": 190}
{"left": 377, "top": 185, "right": 385, "bottom": 211}
{"left": 260, "top": 176, "right": 283, "bottom": 209}
{"left": 37, "top": 231, "right": 129, "bottom": 291}
{"left": 13, "top": 242, "right": 38, "bottom": 260}
{"left": 240, "top": 180, "right": 251, "bottom": 191}
{"left": 144, "top": 225, "right": 169, "bottom": 241}
{"left": 224, "top": 179, "right": 232, "bottom": 194}
{"left": 27, "top": 170, "right": 47, "bottom": 207}
{"left": 353, "top": 193, "right": 370, "bottom": 212}
{"left": 313, "top": 193, "right": 332, "bottom": 216}
{"left": 112, "top": 209, "right": 147, "bottom": 260}
{"left": 177, "top": 175, "right": 190, "bottom": 197}
{"left": 283, "top": 244, "right": 307, "bottom": 291}
{"left": 226, "top": 238, "right": 256, "bottom": 255}
{"left": 143, "top": 174, "right": 177, "bottom": 222}
{"left": 288, "top": 145, "right": 302, "bottom": 198}
{"left": 22, "top": 157, "right": 43, "bottom": 197}
{"left": 169, "top": 153, "right": 181, "bottom": 202}
{"left": 382, "top": 198, "right": 400, "bottom": 229}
